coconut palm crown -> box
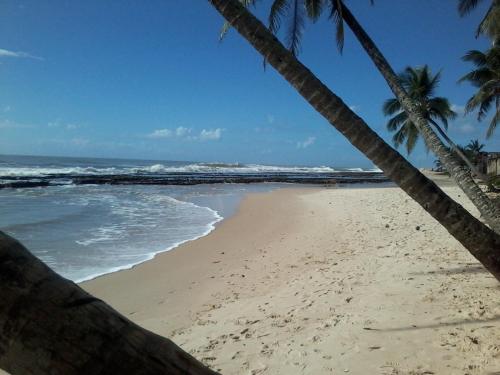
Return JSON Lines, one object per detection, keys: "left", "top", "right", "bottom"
{"left": 220, "top": 0, "right": 373, "bottom": 56}
{"left": 459, "top": 46, "right": 500, "bottom": 138}
{"left": 383, "top": 66, "right": 457, "bottom": 154}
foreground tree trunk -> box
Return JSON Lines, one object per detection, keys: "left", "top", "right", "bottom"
{"left": 340, "top": 3, "right": 500, "bottom": 234}
{"left": 208, "top": 0, "right": 500, "bottom": 280}
{"left": 0, "top": 232, "right": 218, "bottom": 375}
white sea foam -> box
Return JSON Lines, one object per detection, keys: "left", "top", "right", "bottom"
{"left": 74, "top": 203, "right": 223, "bottom": 283}
{"left": 0, "top": 163, "right": 384, "bottom": 177}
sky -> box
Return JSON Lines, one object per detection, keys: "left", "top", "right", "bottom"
{"left": 0, "top": 0, "right": 498, "bottom": 168}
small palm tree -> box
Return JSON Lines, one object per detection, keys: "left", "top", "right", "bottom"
{"left": 466, "top": 139, "right": 485, "bottom": 164}
{"left": 458, "top": 0, "right": 500, "bottom": 44}
{"left": 383, "top": 66, "right": 456, "bottom": 154}
{"left": 459, "top": 46, "right": 500, "bottom": 138}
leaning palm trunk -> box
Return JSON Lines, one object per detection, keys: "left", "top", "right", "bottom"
{"left": 428, "top": 118, "right": 488, "bottom": 180}
{"left": 0, "top": 232, "right": 218, "bottom": 375}
{"left": 208, "top": 0, "right": 500, "bottom": 280}
{"left": 339, "top": 3, "right": 500, "bottom": 234}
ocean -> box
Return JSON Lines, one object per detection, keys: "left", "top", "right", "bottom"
{"left": 0, "top": 155, "right": 385, "bottom": 282}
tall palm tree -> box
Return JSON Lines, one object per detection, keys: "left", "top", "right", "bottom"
{"left": 221, "top": 0, "right": 500, "bottom": 233}
{"left": 458, "top": 0, "right": 500, "bottom": 44}
{"left": 208, "top": 0, "right": 500, "bottom": 277}
{"left": 383, "top": 66, "right": 486, "bottom": 179}
{"left": 459, "top": 46, "right": 500, "bottom": 138}
{"left": 383, "top": 66, "right": 456, "bottom": 155}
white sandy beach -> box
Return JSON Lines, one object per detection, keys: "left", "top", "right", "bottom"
{"left": 81, "top": 178, "right": 500, "bottom": 374}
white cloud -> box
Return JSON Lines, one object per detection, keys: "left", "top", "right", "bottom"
{"left": 0, "top": 119, "right": 33, "bottom": 129}
{"left": 147, "top": 127, "right": 223, "bottom": 141}
{"left": 0, "top": 48, "right": 43, "bottom": 60}
{"left": 458, "top": 123, "right": 476, "bottom": 134}
{"left": 147, "top": 129, "right": 173, "bottom": 138}
{"left": 175, "top": 126, "right": 191, "bottom": 137}
{"left": 451, "top": 104, "right": 465, "bottom": 115}
{"left": 66, "top": 123, "right": 78, "bottom": 130}
{"left": 2, "top": 105, "right": 11, "bottom": 113}
{"left": 296, "top": 136, "right": 316, "bottom": 149}
{"left": 349, "top": 105, "right": 360, "bottom": 112}
{"left": 267, "top": 114, "right": 275, "bottom": 124}
{"left": 200, "top": 128, "right": 223, "bottom": 141}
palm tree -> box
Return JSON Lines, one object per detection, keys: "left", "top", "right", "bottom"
{"left": 383, "top": 66, "right": 456, "bottom": 155}
{"left": 466, "top": 138, "right": 485, "bottom": 164}
{"left": 209, "top": 0, "right": 500, "bottom": 277}
{"left": 467, "top": 138, "right": 485, "bottom": 153}
{"left": 383, "top": 66, "right": 487, "bottom": 179}
{"left": 221, "top": 0, "right": 500, "bottom": 234}
{"left": 458, "top": 0, "right": 500, "bottom": 44}
{"left": 459, "top": 46, "right": 500, "bottom": 138}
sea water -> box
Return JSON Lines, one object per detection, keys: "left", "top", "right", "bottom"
{"left": 0, "top": 155, "right": 382, "bottom": 282}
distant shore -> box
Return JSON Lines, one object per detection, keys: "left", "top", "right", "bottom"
{"left": 82, "top": 175, "right": 500, "bottom": 374}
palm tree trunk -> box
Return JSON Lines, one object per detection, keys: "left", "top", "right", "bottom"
{"left": 0, "top": 232, "right": 218, "bottom": 375}
{"left": 208, "top": 0, "right": 500, "bottom": 280}
{"left": 428, "top": 118, "right": 489, "bottom": 181}
{"left": 340, "top": 3, "right": 500, "bottom": 234}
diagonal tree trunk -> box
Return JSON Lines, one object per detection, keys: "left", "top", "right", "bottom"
{"left": 208, "top": 0, "right": 500, "bottom": 280}
{"left": 0, "top": 232, "right": 218, "bottom": 375}
{"left": 339, "top": 3, "right": 500, "bottom": 234}
{"left": 428, "top": 118, "right": 488, "bottom": 181}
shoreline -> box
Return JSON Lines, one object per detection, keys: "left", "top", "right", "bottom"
{"left": 78, "top": 182, "right": 394, "bottom": 284}
{"left": 82, "top": 181, "right": 500, "bottom": 374}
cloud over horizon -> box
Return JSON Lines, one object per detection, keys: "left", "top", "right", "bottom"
{"left": 297, "top": 136, "right": 316, "bottom": 149}
{"left": 0, "top": 48, "right": 43, "bottom": 60}
{"left": 147, "top": 127, "right": 223, "bottom": 141}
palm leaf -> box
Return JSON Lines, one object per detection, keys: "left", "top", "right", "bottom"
{"left": 461, "top": 50, "right": 487, "bottom": 66}
{"left": 382, "top": 98, "right": 402, "bottom": 116}
{"left": 486, "top": 99, "right": 499, "bottom": 138}
{"left": 269, "top": 0, "right": 290, "bottom": 34}
{"left": 305, "top": 0, "right": 323, "bottom": 21}
{"left": 405, "top": 123, "right": 420, "bottom": 155}
{"left": 329, "top": 0, "right": 344, "bottom": 53}
{"left": 458, "top": 0, "right": 483, "bottom": 16}
{"left": 386, "top": 111, "right": 408, "bottom": 131}
{"left": 286, "top": 0, "right": 305, "bottom": 56}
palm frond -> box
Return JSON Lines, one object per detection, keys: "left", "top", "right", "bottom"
{"left": 458, "top": 0, "right": 483, "bottom": 17}
{"left": 305, "top": 0, "right": 323, "bottom": 22}
{"left": 461, "top": 50, "right": 487, "bottom": 67}
{"left": 286, "top": 0, "right": 305, "bottom": 56}
{"left": 392, "top": 125, "right": 408, "bottom": 150}
{"left": 477, "top": 2, "right": 500, "bottom": 39}
{"left": 405, "top": 123, "right": 420, "bottom": 155}
{"left": 386, "top": 111, "right": 408, "bottom": 131}
{"left": 329, "top": 0, "right": 344, "bottom": 53}
{"left": 486, "top": 100, "right": 499, "bottom": 138}
{"left": 459, "top": 67, "right": 494, "bottom": 87}
{"left": 382, "top": 98, "right": 402, "bottom": 116}
{"left": 269, "top": 0, "right": 291, "bottom": 34}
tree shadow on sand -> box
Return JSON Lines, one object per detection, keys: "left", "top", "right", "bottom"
{"left": 370, "top": 315, "right": 500, "bottom": 332}
{"left": 409, "top": 264, "right": 489, "bottom": 276}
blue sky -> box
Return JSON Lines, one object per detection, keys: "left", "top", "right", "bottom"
{"left": 0, "top": 0, "right": 498, "bottom": 168}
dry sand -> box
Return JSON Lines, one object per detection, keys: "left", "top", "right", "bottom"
{"left": 82, "top": 178, "right": 500, "bottom": 374}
